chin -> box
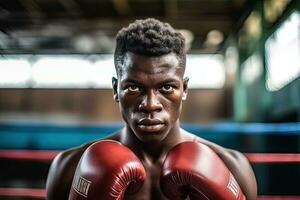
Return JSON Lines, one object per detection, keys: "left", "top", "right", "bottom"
{"left": 134, "top": 130, "right": 168, "bottom": 143}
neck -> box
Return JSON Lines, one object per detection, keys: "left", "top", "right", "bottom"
{"left": 121, "top": 122, "right": 182, "bottom": 164}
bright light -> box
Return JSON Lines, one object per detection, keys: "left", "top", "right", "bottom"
{"left": 0, "top": 54, "right": 226, "bottom": 89}
{"left": 266, "top": 11, "right": 300, "bottom": 91}
{"left": 92, "top": 55, "right": 116, "bottom": 88}
{"left": 205, "top": 30, "right": 224, "bottom": 46}
{"left": 241, "top": 53, "right": 263, "bottom": 84}
{"left": 0, "top": 59, "right": 31, "bottom": 87}
{"left": 225, "top": 46, "right": 238, "bottom": 75}
{"left": 32, "top": 56, "right": 91, "bottom": 88}
{"left": 185, "top": 54, "right": 225, "bottom": 89}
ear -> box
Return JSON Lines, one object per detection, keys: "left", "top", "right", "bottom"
{"left": 112, "top": 77, "right": 119, "bottom": 102}
{"left": 182, "top": 77, "right": 189, "bottom": 101}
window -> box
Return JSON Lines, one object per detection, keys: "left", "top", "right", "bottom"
{"left": 265, "top": 11, "right": 300, "bottom": 91}
{"left": 0, "top": 54, "right": 225, "bottom": 89}
{"left": 0, "top": 58, "right": 31, "bottom": 87}
{"left": 241, "top": 53, "right": 263, "bottom": 84}
{"left": 185, "top": 54, "right": 225, "bottom": 89}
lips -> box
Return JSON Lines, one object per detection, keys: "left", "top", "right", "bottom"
{"left": 137, "top": 118, "right": 165, "bottom": 132}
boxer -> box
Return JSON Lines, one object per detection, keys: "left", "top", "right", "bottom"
{"left": 46, "top": 18, "right": 257, "bottom": 200}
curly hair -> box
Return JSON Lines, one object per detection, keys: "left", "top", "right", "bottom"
{"left": 114, "top": 18, "right": 186, "bottom": 74}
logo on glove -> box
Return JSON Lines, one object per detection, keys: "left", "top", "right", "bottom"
{"left": 227, "top": 173, "right": 239, "bottom": 198}
{"left": 72, "top": 174, "right": 91, "bottom": 198}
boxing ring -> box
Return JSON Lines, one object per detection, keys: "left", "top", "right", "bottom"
{"left": 0, "top": 150, "right": 299, "bottom": 199}
{"left": 0, "top": 122, "right": 300, "bottom": 199}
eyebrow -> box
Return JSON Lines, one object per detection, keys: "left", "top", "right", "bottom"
{"left": 121, "top": 79, "right": 142, "bottom": 85}
{"left": 159, "top": 78, "right": 181, "bottom": 85}
{"left": 122, "top": 78, "right": 180, "bottom": 84}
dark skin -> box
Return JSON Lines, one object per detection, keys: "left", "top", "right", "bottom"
{"left": 46, "top": 52, "right": 257, "bottom": 200}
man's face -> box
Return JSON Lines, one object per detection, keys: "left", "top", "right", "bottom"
{"left": 113, "top": 52, "right": 188, "bottom": 142}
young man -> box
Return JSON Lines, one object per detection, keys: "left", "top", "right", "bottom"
{"left": 46, "top": 18, "right": 257, "bottom": 200}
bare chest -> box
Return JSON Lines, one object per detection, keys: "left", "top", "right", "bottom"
{"left": 124, "top": 163, "right": 168, "bottom": 200}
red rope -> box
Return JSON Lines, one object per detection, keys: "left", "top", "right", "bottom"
{"left": 0, "top": 152, "right": 299, "bottom": 199}
{"left": 0, "top": 188, "right": 45, "bottom": 199}
{"left": 245, "top": 153, "right": 300, "bottom": 164}
{"left": 0, "top": 150, "right": 59, "bottom": 161}
{"left": 1, "top": 150, "right": 300, "bottom": 164}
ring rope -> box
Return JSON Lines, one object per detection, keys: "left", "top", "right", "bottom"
{"left": 1, "top": 150, "right": 300, "bottom": 164}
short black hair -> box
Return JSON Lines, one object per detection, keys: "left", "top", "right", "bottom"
{"left": 114, "top": 18, "right": 186, "bottom": 74}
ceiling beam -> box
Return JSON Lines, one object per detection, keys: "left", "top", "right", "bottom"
{"left": 164, "top": 0, "right": 178, "bottom": 18}
{"left": 112, "top": 0, "right": 131, "bottom": 16}
{"left": 58, "top": 0, "right": 82, "bottom": 17}
{"left": 18, "top": 0, "right": 44, "bottom": 20}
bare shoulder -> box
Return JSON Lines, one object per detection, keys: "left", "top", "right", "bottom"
{"left": 183, "top": 130, "right": 257, "bottom": 200}
{"left": 46, "top": 143, "right": 92, "bottom": 200}
{"left": 46, "top": 132, "right": 121, "bottom": 200}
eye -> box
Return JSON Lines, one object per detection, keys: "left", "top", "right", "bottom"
{"left": 160, "top": 85, "right": 174, "bottom": 93}
{"left": 127, "top": 85, "right": 140, "bottom": 93}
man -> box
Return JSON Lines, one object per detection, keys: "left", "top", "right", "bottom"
{"left": 46, "top": 18, "right": 257, "bottom": 200}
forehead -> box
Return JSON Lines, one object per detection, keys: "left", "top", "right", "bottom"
{"left": 119, "top": 52, "right": 183, "bottom": 80}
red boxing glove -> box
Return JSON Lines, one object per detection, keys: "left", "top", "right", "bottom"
{"left": 68, "top": 140, "right": 146, "bottom": 200}
{"left": 160, "top": 142, "right": 245, "bottom": 200}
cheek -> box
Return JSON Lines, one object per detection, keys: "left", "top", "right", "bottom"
{"left": 170, "top": 89, "right": 184, "bottom": 103}
{"left": 163, "top": 91, "right": 183, "bottom": 113}
{"left": 119, "top": 97, "right": 133, "bottom": 124}
{"left": 119, "top": 93, "right": 138, "bottom": 114}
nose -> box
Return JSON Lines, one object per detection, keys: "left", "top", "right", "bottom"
{"left": 139, "top": 90, "right": 162, "bottom": 113}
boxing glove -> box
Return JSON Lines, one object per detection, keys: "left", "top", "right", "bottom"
{"left": 160, "top": 142, "right": 245, "bottom": 200}
{"left": 68, "top": 140, "right": 146, "bottom": 200}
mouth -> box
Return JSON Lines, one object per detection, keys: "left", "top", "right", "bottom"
{"left": 137, "top": 118, "right": 165, "bottom": 132}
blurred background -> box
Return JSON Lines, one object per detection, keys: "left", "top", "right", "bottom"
{"left": 0, "top": 0, "right": 299, "bottom": 199}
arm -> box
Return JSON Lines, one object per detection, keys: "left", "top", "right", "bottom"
{"left": 68, "top": 140, "right": 146, "bottom": 200}
{"left": 219, "top": 149, "right": 257, "bottom": 200}
{"left": 161, "top": 141, "right": 247, "bottom": 200}
{"left": 199, "top": 139, "right": 257, "bottom": 200}
{"left": 46, "top": 133, "right": 122, "bottom": 200}
{"left": 46, "top": 147, "right": 87, "bottom": 200}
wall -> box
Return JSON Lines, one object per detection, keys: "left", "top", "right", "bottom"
{"left": 0, "top": 88, "right": 231, "bottom": 123}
